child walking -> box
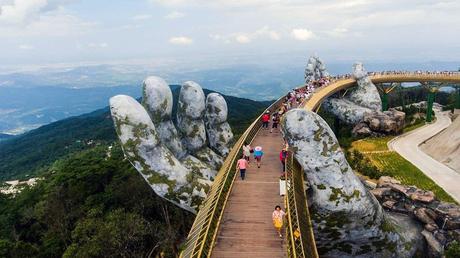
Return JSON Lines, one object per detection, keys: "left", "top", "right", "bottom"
{"left": 272, "top": 205, "right": 286, "bottom": 238}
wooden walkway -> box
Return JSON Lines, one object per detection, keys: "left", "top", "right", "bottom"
{"left": 212, "top": 127, "right": 286, "bottom": 258}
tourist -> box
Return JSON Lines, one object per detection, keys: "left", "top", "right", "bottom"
{"left": 262, "top": 111, "right": 270, "bottom": 129}
{"left": 236, "top": 155, "right": 249, "bottom": 180}
{"left": 242, "top": 142, "right": 252, "bottom": 163}
{"left": 272, "top": 205, "right": 286, "bottom": 238}
{"left": 270, "top": 112, "right": 280, "bottom": 133}
{"left": 279, "top": 148, "right": 288, "bottom": 173}
{"left": 253, "top": 146, "right": 264, "bottom": 168}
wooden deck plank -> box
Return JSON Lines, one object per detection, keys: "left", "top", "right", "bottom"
{"left": 212, "top": 128, "right": 286, "bottom": 258}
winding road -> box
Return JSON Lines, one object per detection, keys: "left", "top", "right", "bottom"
{"left": 388, "top": 110, "right": 460, "bottom": 203}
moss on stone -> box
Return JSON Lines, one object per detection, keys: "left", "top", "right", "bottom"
{"left": 329, "top": 187, "right": 361, "bottom": 205}
{"left": 317, "top": 184, "right": 326, "bottom": 190}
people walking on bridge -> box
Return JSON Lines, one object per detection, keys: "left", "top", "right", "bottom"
{"left": 253, "top": 146, "right": 264, "bottom": 168}
{"left": 242, "top": 142, "right": 252, "bottom": 163}
{"left": 270, "top": 112, "right": 280, "bottom": 133}
{"left": 279, "top": 148, "right": 288, "bottom": 173}
{"left": 236, "top": 155, "right": 249, "bottom": 180}
{"left": 262, "top": 111, "right": 270, "bottom": 129}
{"left": 272, "top": 205, "right": 286, "bottom": 238}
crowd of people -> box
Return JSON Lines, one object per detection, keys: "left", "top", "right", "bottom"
{"left": 368, "top": 70, "right": 460, "bottom": 76}
{"left": 235, "top": 68, "right": 460, "bottom": 240}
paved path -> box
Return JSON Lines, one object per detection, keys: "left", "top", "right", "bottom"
{"left": 388, "top": 111, "right": 460, "bottom": 202}
{"left": 212, "top": 127, "right": 286, "bottom": 258}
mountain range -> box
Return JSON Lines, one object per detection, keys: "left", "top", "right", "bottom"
{"left": 0, "top": 87, "right": 271, "bottom": 181}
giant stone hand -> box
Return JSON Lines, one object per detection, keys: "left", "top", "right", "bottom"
{"left": 283, "top": 109, "right": 421, "bottom": 257}
{"left": 110, "top": 76, "right": 233, "bottom": 213}
{"left": 323, "top": 62, "right": 382, "bottom": 124}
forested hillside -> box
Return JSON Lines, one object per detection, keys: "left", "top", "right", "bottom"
{"left": 0, "top": 88, "right": 271, "bottom": 257}
{"left": 0, "top": 87, "right": 271, "bottom": 180}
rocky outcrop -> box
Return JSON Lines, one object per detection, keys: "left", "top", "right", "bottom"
{"left": 352, "top": 109, "right": 405, "bottom": 136}
{"left": 282, "top": 108, "right": 418, "bottom": 257}
{"left": 370, "top": 176, "right": 460, "bottom": 257}
{"left": 110, "top": 76, "right": 234, "bottom": 213}
{"left": 304, "top": 54, "right": 329, "bottom": 83}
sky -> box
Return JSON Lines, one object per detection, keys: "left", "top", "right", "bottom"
{"left": 1, "top": 0, "right": 460, "bottom": 69}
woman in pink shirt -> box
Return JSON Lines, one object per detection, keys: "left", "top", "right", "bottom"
{"left": 272, "top": 205, "right": 286, "bottom": 238}
{"left": 236, "top": 155, "right": 249, "bottom": 180}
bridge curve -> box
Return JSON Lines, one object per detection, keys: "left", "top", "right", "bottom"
{"left": 180, "top": 72, "right": 460, "bottom": 258}
{"left": 304, "top": 73, "right": 460, "bottom": 111}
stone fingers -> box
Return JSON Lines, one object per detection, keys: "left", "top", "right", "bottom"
{"left": 205, "top": 93, "right": 234, "bottom": 157}
{"left": 177, "top": 81, "right": 223, "bottom": 169}
{"left": 142, "top": 76, "right": 187, "bottom": 159}
{"left": 110, "top": 95, "right": 203, "bottom": 212}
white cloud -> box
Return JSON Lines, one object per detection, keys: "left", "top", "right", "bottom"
{"left": 132, "top": 14, "right": 152, "bottom": 20}
{"left": 169, "top": 36, "right": 193, "bottom": 45}
{"left": 235, "top": 34, "right": 251, "bottom": 44}
{"left": 18, "top": 44, "right": 34, "bottom": 50}
{"left": 0, "top": 0, "right": 48, "bottom": 24}
{"left": 164, "top": 11, "right": 185, "bottom": 19}
{"left": 254, "top": 26, "right": 280, "bottom": 40}
{"left": 291, "top": 28, "right": 315, "bottom": 41}
{"left": 88, "top": 42, "right": 108, "bottom": 48}
{"left": 211, "top": 26, "right": 280, "bottom": 44}
{"left": 0, "top": 1, "right": 95, "bottom": 38}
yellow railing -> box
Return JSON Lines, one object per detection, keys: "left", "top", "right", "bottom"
{"left": 180, "top": 95, "right": 286, "bottom": 258}
{"left": 285, "top": 152, "right": 319, "bottom": 258}
{"left": 303, "top": 73, "right": 460, "bottom": 111}
{"left": 180, "top": 71, "right": 460, "bottom": 258}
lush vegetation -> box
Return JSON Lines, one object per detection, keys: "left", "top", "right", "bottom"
{"left": 385, "top": 85, "right": 456, "bottom": 108}
{"left": 349, "top": 138, "right": 456, "bottom": 203}
{"left": 0, "top": 88, "right": 271, "bottom": 181}
{"left": 0, "top": 133, "right": 14, "bottom": 141}
{"left": 0, "top": 87, "right": 271, "bottom": 257}
{"left": 317, "top": 87, "right": 458, "bottom": 203}
{"left": 0, "top": 144, "right": 193, "bottom": 257}
{"left": 446, "top": 240, "right": 460, "bottom": 258}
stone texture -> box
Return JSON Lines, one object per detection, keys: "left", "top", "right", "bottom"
{"left": 304, "top": 54, "right": 329, "bottom": 83}
{"left": 177, "top": 81, "right": 207, "bottom": 152}
{"left": 421, "top": 230, "right": 443, "bottom": 257}
{"left": 142, "top": 76, "right": 187, "bottom": 159}
{"left": 205, "top": 93, "right": 234, "bottom": 156}
{"left": 370, "top": 176, "right": 460, "bottom": 256}
{"left": 377, "top": 176, "right": 401, "bottom": 187}
{"left": 323, "top": 98, "right": 373, "bottom": 125}
{"left": 323, "top": 62, "right": 405, "bottom": 137}
{"left": 353, "top": 109, "right": 406, "bottom": 137}
{"left": 282, "top": 108, "right": 417, "bottom": 257}
{"left": 110, "top": 95, "right": 209, "bottom": 213}
{"left": 348, "top": 62, "right": 382, "bottom": 111}
{"left": 110, "top": 76, "right": 234, "bottom": 213}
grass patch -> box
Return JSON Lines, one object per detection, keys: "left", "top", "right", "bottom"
{"left": 367, "top": 152, "right": 455, "bottom": 203}
{"left": 351, "top": 137, "right": 394, "bottom": 152}
{"left": 403, "top": 120, "right": 426, "bottom": 133}
{"left": 349, "top": 136, "right": 456, "bottom": 203}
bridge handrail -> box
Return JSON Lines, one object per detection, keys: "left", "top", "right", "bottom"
{"left": 285, "top": 152, "right": 319, "bottom": 258}
{"left": 180, "top": 93, "right": 286, "bottom": 258}
{"left": 180, "top": 70, "right": 460, "bottom": 258}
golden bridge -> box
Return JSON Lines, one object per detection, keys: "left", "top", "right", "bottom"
{"left": 180, "top": 72, "right": 460, "bottom": 258}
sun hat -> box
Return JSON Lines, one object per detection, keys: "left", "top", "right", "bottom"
{"left": 254, "top": 146, "right": 262, "bottom": 151}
